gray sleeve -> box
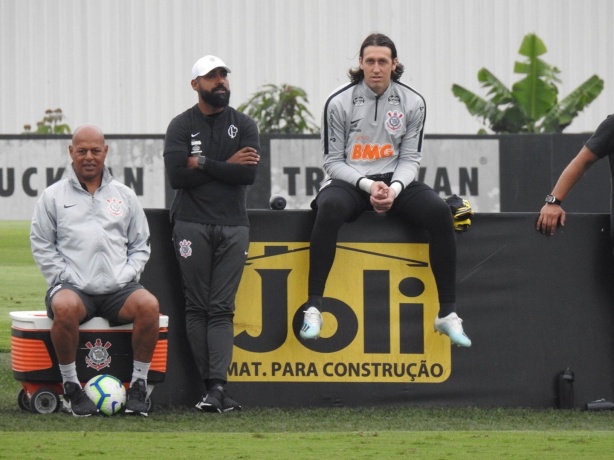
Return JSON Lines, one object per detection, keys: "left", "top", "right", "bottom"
{"left": 391, "top": 99, "right": 425, "bottom": 187}
{"left": 123, "top": 191, "right": 151, "bottom": 281}
{"left": 30, "top": 190, "right": 65, "bottom": 287}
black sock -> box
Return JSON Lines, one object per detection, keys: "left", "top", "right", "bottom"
{"left": 206, "top": 379, "right": 226, "bottom": 391}
{"left": 439, "top": 302, "right": 456, "bottom": 318}
{"left": 308, "top": 295, "right": 322, "bottom": 308}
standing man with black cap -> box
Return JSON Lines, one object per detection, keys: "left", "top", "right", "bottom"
{"left": 164, "top": 55, "right": 261, "bottom": 413}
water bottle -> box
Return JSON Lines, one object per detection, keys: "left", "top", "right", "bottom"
{"left": 557, "top": 368, "right": 574, "bottom": 409}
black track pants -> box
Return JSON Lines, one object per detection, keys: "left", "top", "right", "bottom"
{"left": 309, "top": 180, "right": 456, "bottom": 305}
{"left": 173, "top": 220, "right": 249, "bottom": 383}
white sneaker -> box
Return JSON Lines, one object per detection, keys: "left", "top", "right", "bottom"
{"left": 300, "top": 306, "right": 323, "bottom": 340}
{"left": 434, "top": 312, "right": 472, "bottom": 347}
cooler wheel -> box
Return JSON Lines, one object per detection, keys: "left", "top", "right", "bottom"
{"left": 17, "top": 388, "right": 30, "bottom": 411}
{"left": 30, "top": 388, "right": 61, "bottom": 414}
{"left": 146, "top": 396, "right": 153, "bottom": 413}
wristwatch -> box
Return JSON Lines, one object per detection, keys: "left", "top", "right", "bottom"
{"left": 197, "top": 156, "right": 207, "bottom": 170}
{"left": 545, "top": 194, "right": 562, "bottom": 205}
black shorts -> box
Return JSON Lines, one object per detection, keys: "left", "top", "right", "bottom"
{"left": 45, "top": 281, "right": 144, "bottom": 325}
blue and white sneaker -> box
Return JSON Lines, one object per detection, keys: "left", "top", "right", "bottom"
{"left": 300, "top": 306, "right": 323, "bottom": 340}
{"left": 434, "top": 312, "right": 472, "bottom": 347}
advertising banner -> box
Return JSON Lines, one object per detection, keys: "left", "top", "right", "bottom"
{"left": 269, "top": 137, "right": 500, "bottom": 212}
{"left": 0, "top": 138, "right": 165, "bottom": 219}
{"left": 233, "top": 241, "right": 450, "bottom": 383}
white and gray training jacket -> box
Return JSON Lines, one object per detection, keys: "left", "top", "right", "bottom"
{"left": 30, "top": 165, "right": 151, "bottom": 295}
{"left": 321, "top": 79, "right": 426, "bottom": 193}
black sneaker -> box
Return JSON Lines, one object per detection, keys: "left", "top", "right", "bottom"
{"left": 63, "top": 381, "right": 98, "bottom": 417}
{"left": 195, "top": 385, "right": 224, "bottom": 413}
{"left": 125, "top": 379, "right": 148, "bottom": 417}
{"left": 221, "top": 389, "right": 242, "bottom": 412}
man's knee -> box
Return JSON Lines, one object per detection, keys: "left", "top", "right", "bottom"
{"left": 315, "top": 195, "right": 353, "bottom": 224}
{"left": 127, "top": 290, "right": 160, "bottom": 321}
{"left": 115, "top": 289, "right": 157, "bottom": 325}
{"left": 413, "top": 197, "right": 454, "bottom": 227}
{"left": 50, "top": 290, "right": 86, "bottom": 323}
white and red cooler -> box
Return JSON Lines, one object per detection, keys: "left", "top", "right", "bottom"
{"left": 10, "top": 311, "right": 169, "bottom": 414}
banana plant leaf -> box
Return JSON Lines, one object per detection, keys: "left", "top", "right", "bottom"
{"left": 451, "top": 84, "right": 503, "bottom": 123}
{"left": 512, "top": 76, "right": 558, "bottom": 128}
{"left": 491, "top": 105, "right": 529, "bottom": 133}
{"left": 477, "top": 68, "right": 514, "bottom": 105}
{"left": 510, "top": 34, "right": 560, "bottom": 123}
{"left": 540, "top": 75, "right": 605, "bottom": 133}
{"left": 449, "top": 32, "right": 603, "bottom": 133}
{"left": 517, "top": 33, "right": 548, "bottom": 58}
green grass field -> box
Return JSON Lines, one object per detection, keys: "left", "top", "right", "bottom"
{"left": 0, "top": 221, "right": 48, "bottom": 352}
{"left": 2, "top": 221, "right": 614, "bottom": 458}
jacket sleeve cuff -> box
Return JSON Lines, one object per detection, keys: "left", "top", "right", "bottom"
{"left": 357, "top": 177, "right": 374, "bottom": 193}
{"left": 390, "top": 181, "right": 403, "bottom": 198}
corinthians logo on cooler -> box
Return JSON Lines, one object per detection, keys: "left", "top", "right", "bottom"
{"left": 85, "top": 338, "right": 112, "bottom": 371}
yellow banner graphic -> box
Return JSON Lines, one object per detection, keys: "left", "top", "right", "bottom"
{"left": 233, "top": 242, "right": 451, "bottom": 383}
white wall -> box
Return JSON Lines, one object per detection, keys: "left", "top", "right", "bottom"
{"left": 1, "top": 0, "right": 612, "bottom": 136}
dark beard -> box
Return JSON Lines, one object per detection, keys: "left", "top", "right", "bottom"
{"left": 200, "top": 87, "right": 231, "bottom": 108}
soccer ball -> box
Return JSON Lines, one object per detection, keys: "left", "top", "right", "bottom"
{"left": 84, "top": 374, "right": 126, "bottom": 416}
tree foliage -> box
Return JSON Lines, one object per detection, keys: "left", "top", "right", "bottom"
{"left": 452, "top": 33, "right": 604, "bottom": 134}
{"left": 238, "top": 84, "right": 319, "bottom": 134}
